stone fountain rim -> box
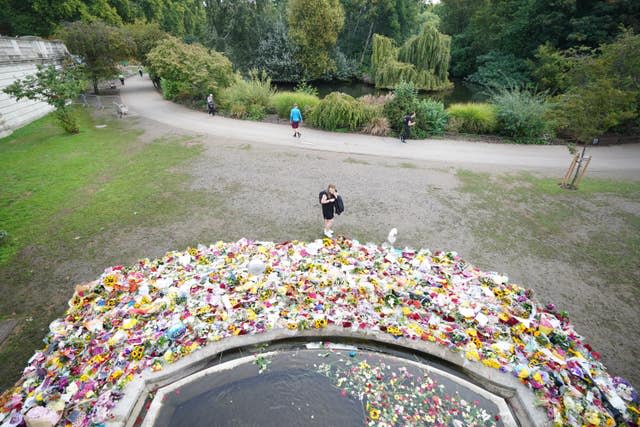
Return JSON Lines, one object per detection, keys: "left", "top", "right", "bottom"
{"left": 108, "top": 327, "right": 548, "bottom": 427}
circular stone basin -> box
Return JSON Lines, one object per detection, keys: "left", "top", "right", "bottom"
{"left": 144, "top": 344, "right": 516, "bottom": 426}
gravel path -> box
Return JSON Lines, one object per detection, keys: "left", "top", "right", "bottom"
{"left": 120, "top": 76, "right": 640, "bottom": 178}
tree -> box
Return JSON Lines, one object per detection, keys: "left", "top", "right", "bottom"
{"left": 288, "top": 0, "right": 345, "bottom": 79}
{"left": 371, "top": 24, "right": 452, "bottom": 91}
{"left": 123, "top": 21, "right": 169, "bottom": 65}
{"left": 250, "top": 18, "right": 302, "bottom": 82}
{"left": 552, "top": 31, "right": 640, "bottom": 141}
{"left": 57, "top": 20, "right": 133, "bottom": 95}
{"left": 3, "top": 63, "right": 87, "bottom": 134}
{"left": 337, "top": 0, "right": 425, "bottom": 68}
{"left": 203, "top": 0, "right": 280, "bottom": 70}
{"left": 146, "top": 36, "right": 234, "bottom": 101}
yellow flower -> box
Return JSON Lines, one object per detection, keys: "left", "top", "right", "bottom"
{"left": 369, "top": 408, "right": 381, "bottom": 421}
{"left": 187, "top": 247, "right": 198, "bottom": 257}
{"left": 387, "top": 326, "right": 403, "bottom": 336}
{"left": 109, "top": 369, "right": 124, "bottom": 381}
{"left": 315, "top": 318, "right": 327, "bottom": 329}
{"left": 482, "top": 358, "right": 501, "bottom": 369}
{"left": 466, "top": 349, "right": 480, "bottom": 361}
{"left": 130, "top": 345, "right": 145, "bottom": 360}
{"left": 103, "top": 274, "right": 118, "bottom": 287}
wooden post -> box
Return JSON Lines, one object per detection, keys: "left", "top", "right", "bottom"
{"left": 561, "top": 154, "right": 579, "bottom": 188}
{"left": 574, "top": 156, "right": 592, "bottom": 188}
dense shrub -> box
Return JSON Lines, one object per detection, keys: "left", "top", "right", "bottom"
{"left": 270, "top": 91, "right": 320, "bottom": 118}
{"left": 359, "top": 93, "right": 394, "bottom": 107}
{"left": 147, "top": 36, "right": 234, "bottom": 101}
{"left": 446, "top": 103, "right": 497, "bottom": 134}
{"left": 220, "top": 69, "right": 275, "bottom": 117}
{"left": 229, "top": 104, "right": 247, "bottom": 119}
{"left": 490, "top": 87, "right": 553, "bottom": 142}
{"left": 414, "top": 99, "right": 448, "bottom": 137}
{"left": 382, "top": 81, "right": 419, "bottom": 133}
{"left": 308, "top": 92, "right": 371, "bottom": 131}
{"left": 382, "top": 82, "right": 448, "bottom": 137}
{"left": 363, "top": 116, "right": 390, "bottom": 136}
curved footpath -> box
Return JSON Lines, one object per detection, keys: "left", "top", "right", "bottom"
{"left": 120, "top": 76, "right": 640, "bottom": 177}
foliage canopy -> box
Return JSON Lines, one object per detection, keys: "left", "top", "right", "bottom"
{"left": 146, "top": 36, "right": 234, "bottom": 102}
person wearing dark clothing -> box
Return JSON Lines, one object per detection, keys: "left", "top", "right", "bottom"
{"left": 206, "top": 94, "right": 216, "bottom": 116}
{"left": 319, "top": 184, "right": 338, "bottom": 238}
{"left": 119, "top": 74, "right": 125, "bottom": 86}
{"left": 400, "top": 112, "right": 416, "bottom": 143}
{"left": 138, "top": 66, "right": 143, "bottom": 77}
{"left": 334, "top": 195, "right": 344, "bottom": 215}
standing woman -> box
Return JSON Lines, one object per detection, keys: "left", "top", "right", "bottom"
{"left": 320, "top": 184, "right": 338, "bottom": 238}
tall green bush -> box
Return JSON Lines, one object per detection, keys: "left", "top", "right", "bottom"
{"left": 270, "top": 92, "right": 320, "bottom": 119}
{"left": 382, "top": 82, "right": 419, "bottom": 134}
{"left": 415, "top": 99, "right": 448, "bottom": 137}
{"left": 146, "top": 36, "right": 234, "bottom": 101}
{"left": 308, "top": 92, "right": 370, "bottom": 131}
{"left": 446, "top": 103, "right": 497, "bottom": 134}
{"left": 490, "top": 87, "right": 552, "bottom": 142}
{"left": 382, "top": 83, "right": 448, "bottom": 138}
{"left": 219, "top": 69, "right": 275, "bottom": 120}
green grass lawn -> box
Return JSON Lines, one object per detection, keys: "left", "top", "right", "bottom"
{"left": 0, "top": 108, "right": 204, "bottom": 388}
{"left": 0, "top": 108, "right": 202, "bottom": 266}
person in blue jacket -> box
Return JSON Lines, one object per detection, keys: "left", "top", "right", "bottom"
{"left": 289, "top": 103, "right": 303, "bottom": 138}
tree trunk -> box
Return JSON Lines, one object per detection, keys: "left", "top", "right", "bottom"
{"left": 93, "top": 79, "right": 99, "bottom": 95}
{"left": 360, "top": 21, "right": 375, "bottom": 65}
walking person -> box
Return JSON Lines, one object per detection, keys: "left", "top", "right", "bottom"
{"left": 119, "top": 73, "right": 125, "bottom": 86}
{"left": 319, "top": 184, "right": 340, "bottom": 238}
{"left": 290, "top": 103, "right": 303, "bottom": 138}
{"left": 400, "top": 111, "right": 416, "bottom": 143}
{"left": 138, "top": 66, "right": 143, "bottom": 77}
{"left": 206, "top": 94, "right": 216, "bottom": 116}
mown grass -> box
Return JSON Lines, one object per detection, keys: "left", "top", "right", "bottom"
{"left": 0, "top": 108, "right": 203, "bottom": 265}
{"left": 0, "top": 108, "right": 205, "bottom": 389}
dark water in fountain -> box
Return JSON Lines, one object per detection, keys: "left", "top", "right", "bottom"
{"left": 153, "top": 348, "right": 511, "bottom": 427}
{"left": 274, "top": 79, "right": 488, "bottom": 106}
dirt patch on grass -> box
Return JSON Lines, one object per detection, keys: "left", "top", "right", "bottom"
{"left": 1, "top": 114, "right": 638, "bottom": 392}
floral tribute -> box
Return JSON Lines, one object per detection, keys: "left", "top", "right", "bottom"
{"left": 0, "top": 238, "right": 637, "bottom": 426}
{"left": 315, "top": 357, "right": 500, "bottom": 426}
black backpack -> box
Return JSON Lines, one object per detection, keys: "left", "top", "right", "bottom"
{"left": 319, "top": 190, "right": 325, "bottom": 204}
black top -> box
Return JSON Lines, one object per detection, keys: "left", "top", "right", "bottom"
{"left": 403, "top": 115, "right": 413, "bottom": 127}
{"left": 320, "top": 191, "right": 335, "bottom": 219}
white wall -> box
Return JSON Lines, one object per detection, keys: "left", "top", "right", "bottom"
{"left": 0, "top": 37, "right": 70, "bottom": 138}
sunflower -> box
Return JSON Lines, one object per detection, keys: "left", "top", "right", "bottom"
{"left": 103, "top": 274, "right": 118, "bottom": 287}
{"left": 315, "top": 318, "right": 327, "bottom": 329}
{"left": 369, "top": 408, "right": 381, "bottom": 420}
{"left": 130, "top": 346, "right": 145, "bottom": 361}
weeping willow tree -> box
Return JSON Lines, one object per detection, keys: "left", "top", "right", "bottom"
{"left": 371, "top": 24, "right": 452, "bottom": 91}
